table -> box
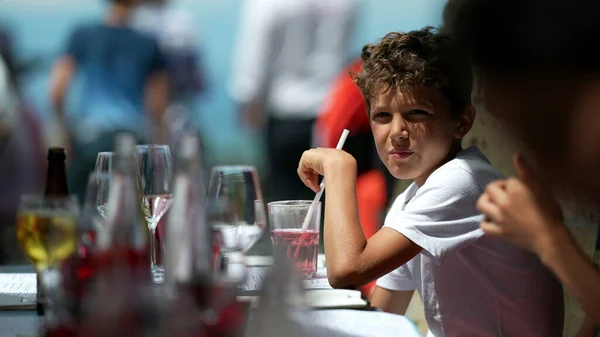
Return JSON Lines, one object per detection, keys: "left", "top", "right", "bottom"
{"left": 0, "top": 264, "right": 423, "bottom": 337}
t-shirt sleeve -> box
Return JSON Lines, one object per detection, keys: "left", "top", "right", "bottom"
{"left": 384, "top": 167, "right": 485, "bottom": 261}
{"left": 376, "top": 262, "right": 416, "bottom": 291}
{"left": 64, "top": 27, "right": 86, "bottom": 62}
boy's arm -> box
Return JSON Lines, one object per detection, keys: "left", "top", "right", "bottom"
{"left": 478, "top": 154, "right": 600, "bottom": 324}
{"left": 371, "top": 287, "right": 414, "bottom": 315}
{"left": 538, "top": 226, "right": 600, "bottom": 325}
{"left": 298, "top": 148, "right": 422, "bottom": 289}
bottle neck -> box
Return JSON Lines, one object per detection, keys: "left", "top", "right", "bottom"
{"left": 44, "top": 159, "right": 68, "bottom": 196}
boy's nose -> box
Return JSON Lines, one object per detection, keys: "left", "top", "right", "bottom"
{"left": 390, "top": 117, "right": 409, "bottom": 140}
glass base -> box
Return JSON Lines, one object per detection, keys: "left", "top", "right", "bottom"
{"left": 151, "top": 265, "right": 165, "bottom": 284}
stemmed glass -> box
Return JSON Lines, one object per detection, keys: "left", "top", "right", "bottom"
{"left": 135, "top": 145, "right": 174, "bottom": 282}
{"left": 84, "top": 172, "right": 112, "bottom": 222}
{"left": 207, "top": 166, "right": 265, "bottom": 315}
{"left": 16, "top": 195, "right": 79, "bottom": 317}
{"left": 207, "top": 166, "right": 266, "bottom": 255}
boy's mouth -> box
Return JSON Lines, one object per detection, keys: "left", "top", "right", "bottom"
{"left": 390, "top": 148, "right": 414, "bottom": 160}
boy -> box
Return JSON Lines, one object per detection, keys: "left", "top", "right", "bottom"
{"left": 442, "top": 0, "right": 600, "bottom": 330}
{"left": 297, "top": 28, "right": 564, "bottom": 336}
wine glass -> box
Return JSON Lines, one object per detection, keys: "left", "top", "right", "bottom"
{"left": 83, "top": 172, "right": 112, "bottom": 226}
{"left": 94, "top": 152, "right": 114, "bottom": 173}
{"left": 207, "top": 166, "right": 266, "bottom": 254}
{"left": 16, "top": 195, "right": 79, "bottom": 316}
{"left": 135, "top": 145, "right": 174, "bottom": 282}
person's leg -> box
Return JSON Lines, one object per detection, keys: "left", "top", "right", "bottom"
{"left": 266, "top": 117, "right": 315, "bottom": 202}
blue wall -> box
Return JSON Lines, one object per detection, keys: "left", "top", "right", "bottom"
{"left": 0, "top": 0, "right": 445, "bottom": 166}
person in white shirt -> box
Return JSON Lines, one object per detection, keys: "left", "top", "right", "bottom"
{"left": 230, "top": 0, "right": 357, "bottom": 201}
{"left": 0, "top": 55, "right": 17, "bottom": 143}
{"left": 297, "top": 28, "right": 564, "bottom": 336}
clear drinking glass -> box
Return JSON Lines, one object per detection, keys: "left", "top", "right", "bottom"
{"left": 16, "top": 195, "right": 80, "bottom": 314}
{"left": 207, "top": 166, "right": 266, "bottom": 254}
{"left": 135, "top": 145, "right": 174, "bottom": 282}
{"left": 268, "top": 200, "right": 321, "bottom": 278}
{"left": 84, "top": 172, "right": 112, "bottom": 222}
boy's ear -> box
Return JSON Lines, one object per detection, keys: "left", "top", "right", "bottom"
{"left": 454, "top": 104, "right": 476, "bottom": 139}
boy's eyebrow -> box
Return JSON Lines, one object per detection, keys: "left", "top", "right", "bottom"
{"left": 372, "top": 101, "right": 434, "bottom": 113}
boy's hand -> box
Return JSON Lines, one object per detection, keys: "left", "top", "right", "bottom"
{"left": 476, "top": 153, "right": 564, "bottom": 255}
{"left": 297, "top": 148, "right": 356, "bottom": 193}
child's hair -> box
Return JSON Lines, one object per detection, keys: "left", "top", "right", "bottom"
{"left": 354, "top": 27, "right": 472, "bottom": 116}
{"left": 442, "top": 0, "right": 600, "bottom": 76}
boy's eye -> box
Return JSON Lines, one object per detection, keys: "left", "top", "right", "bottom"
{"left": 406, "top": 109, "right": 429, "bottom": 116}
{"left": 373, "top": 112, "right": 391, "bottom": 119}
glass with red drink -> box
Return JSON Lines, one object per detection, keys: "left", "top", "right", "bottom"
{"left": 269, "top": 200, "right": 320, "bottom": 278}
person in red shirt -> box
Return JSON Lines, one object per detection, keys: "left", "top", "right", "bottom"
{"left": 315, "top": 59, "right": 394, "bottom": 297}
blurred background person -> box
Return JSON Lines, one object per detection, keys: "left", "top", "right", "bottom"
{"left": 0, "top": 25, "right": 45, "bottom": 264}
{"left": 132, "top": 0, "right": 207, "bottom": 151}
{"left": 229, "top": 0, "right": 358, "bottom": 202}
{"left": 48, "top": 0, "right": 169, "bottom": 201}
{"left": 315, "top": 58, "right": 395, "bottom": 297}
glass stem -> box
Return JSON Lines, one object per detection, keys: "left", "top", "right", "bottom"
{"left": 150, "top": 226, "right": 157, "bottom": 270}
{"left": 39, "top": 268, "right": 59, "bottom": 321}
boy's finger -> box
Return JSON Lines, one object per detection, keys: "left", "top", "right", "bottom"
{"left": 484, "top": 180, "right": 508, "bottom": 206}
{"left": 299, "top": 149, "right": 324, "bottom": 176}
{"left": 297, "top": 168, "right": 320, "bottom": 193}
{"left": 476, "top": 194, "right": 504, "bottom": 223}
{"left": 480, "top": 220, "right": 503, "bottom": 237}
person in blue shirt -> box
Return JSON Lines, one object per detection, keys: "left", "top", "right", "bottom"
{"left": 49, "top": 0, "right": 168, "bottom": 201}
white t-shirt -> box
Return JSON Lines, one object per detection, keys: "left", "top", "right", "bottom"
{"left": 377, "top": 146, "right": 564, "bottom": 337}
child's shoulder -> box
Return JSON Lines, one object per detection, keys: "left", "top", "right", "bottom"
{"left": 427, "top": 146, "right": 504, "bottom": 194}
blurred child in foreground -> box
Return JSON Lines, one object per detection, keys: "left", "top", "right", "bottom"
{"left": 444, "top": 0, "right": 600, "bottom": 333}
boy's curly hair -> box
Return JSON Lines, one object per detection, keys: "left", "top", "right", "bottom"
{"left": 354, "top": 27, "right": 472, "bottom": 115}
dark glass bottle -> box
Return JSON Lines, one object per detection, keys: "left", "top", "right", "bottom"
{"left": 44, "top": 148, "right": 69, "bottom": 197}
{"left": 38, "top": 147, "right": 69, "bottom": 316}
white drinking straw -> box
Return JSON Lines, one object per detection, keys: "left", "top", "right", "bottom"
{"left": 300, "top": 129, "right": 350, "bottom": 232}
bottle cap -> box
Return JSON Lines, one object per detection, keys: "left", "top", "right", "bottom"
{"left": 47, "top": 147, "right": 66, "bottom": 160}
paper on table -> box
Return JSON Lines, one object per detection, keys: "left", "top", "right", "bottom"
{"left": 0, "top": 274, "right": 37, "bottom": 310}
{"left": 303, "top": 276, "right": 332, "bottom": 290}
{"left": 0, "top": 274, "right": 36, "bottom": 296}
{"left": 239, "top": 266, "right": 333, "bottom": 292}
{"left": 293, "top": 309, "right": 422, "bottom": 337}
{"left": 244, "top": 254, "right": 327, "bottom": 268}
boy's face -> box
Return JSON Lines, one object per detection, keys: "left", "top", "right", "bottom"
{"left": 482, "top": 75, "right": 600, "bottom": 205}
{"left": 370, "top": 86, "right": 470, "bottom": 186}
